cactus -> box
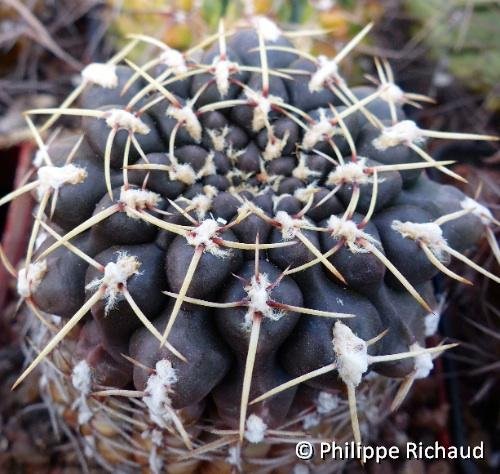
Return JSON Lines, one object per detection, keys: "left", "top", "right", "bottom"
{"left": 1, "top": 15, "right": 498, "bottom": 473}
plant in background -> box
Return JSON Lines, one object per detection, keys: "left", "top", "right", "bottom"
{"left": 405, "top": 0, "right": 500, "bottom": 111}
{"left": 0, "top": 11, "right": 498, "bottom": 473}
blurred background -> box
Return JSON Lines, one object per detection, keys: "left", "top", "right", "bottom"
{"left": 0, "top": 1, "right": 498, "bottom": 472}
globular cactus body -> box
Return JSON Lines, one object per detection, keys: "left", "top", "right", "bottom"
{"left": 2, "top": 16, "right": 499, "bottom": 474}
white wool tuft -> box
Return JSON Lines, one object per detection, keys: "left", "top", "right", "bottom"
{"left": 39, "top": 373, "right": 48, "bottom": 391}
{"left": 293, "top": 154, "right": 322, "bottom": 181}
{"left": 71, "top": 360, "right": 93, "bottom": 425}
{"left": 250, "top": 93, "right": 271, "bottom": 132}
{"left": 226, "top": 445, "right": 242, "bottom": 468}
{"left": 105, "top": 109, "right": 150, "bottom": 134}
{"left": 212, "top": 56, "right": 239, "bottom": 96}
{"left": 244, "top": 414, "right": 267, "bottom": 443}
{"left": 251, "top": 16, "right": 282, "bottom": 42}
{"left": 159, "top": 48, "right": 187, "bottom": 74}
{"left": 169, "top": 162, "right": 197, "bottom": 185}
{"left": 149, "top": 450, "right": 162, "bottom": 473}
{"left": 166, "top": 105, "right": 202, "bottom": 142}
{"left": 243, "top": 273, "right": 284, "bottom": 329}
{"left": 33, "top": 147, "right": 47, "bottom": 168}
{"left": 274, "top": 211, "right": 305, "bottom": 240}
{"left": 37, "top": 164, "right": 87, "bottom": 197}
{"left": 372, "top": 120, "right": 423, "bottom": 150}
{"left": 302, "top": 412, "right": 320, "bottom": 429}
{"left": 50, "top": 314, "right": 61, "bottom": 325}
{"left": 410, "top": 343, "right": 434, "bottom": 379}
{"left": 207, "top": 126, "right": 229, "bottom": 151}
{"left": 149, "top": 428, "right": 163, "bottom": 447}
{"left": 460, "top": 197, "right": 494, "bottom": 225}
{"left": 309, "top": 56, "right": 342, "bottom": 92}
{"left": 155, "top": 359, "right": 178, "bottom": 385}
{"left": 424, "top": 311, "right": 441, "bottom": 337}
{"left": 263, "top": 130, "right": 289, "bottom": 161}
{"left": 120, "top": 187, "right": 161, "bottom": 217}
{"left": 327, "top": 158, "right": 370, "bottom": 186}
{"left": 72, "top": 359, "right": 92, "bottom": 395}
{"left": 196, "top": 152, "right": 217, "bottom": 179}
{"left": 302, "top": 110, "right": 339, "bottom": 150}
{"left": 147, "top": 429, "right": 164, "bottom": 474}
{"left": 327, "top": 215, "right": 377, "bottom": 253}
{"left": 294, "top": 183, "right": 318, "bottom": 204}
{"left": 378, "top": 82, "right": 405, "bottom": 104}
{"left": 425, "top": 294, "right": 445, "bottom": 337}
{"left": 144, "top": 359, "right": 178, "bottom": 429}
{"left": 332, "top": 321, "right": 368, "bottom": 387}
{"left": 81, "top": 63, "right": 118, "bottom": 88}
{"left": 190, "top": 192, "right": 215, "bottom": 220}
{"left": 185, "top": 219, "right": 230, "bottom": 257}
{"left": 226, "top": 145, "right": 245, "bottom": 164}
{"left": 186, "top": 218, "right": 219, "bottom": 245}
{"left": 203, "top": 184, "right": 219, "bottom": 199}
{"left": 391, "top": 220, "right": 447, "bottom": 260}
{"left": 35, "top": 231, "right": 48, "bottom": 253}
{"left": 85, "top": 253, "right": 141, "bottom": 313}
{"left": 316, "top": 391, "right": 339, "bottom": 414}
{"left": 245, "top": 90, "right": 282, "bottom": 132}
{"left": 17, "top": 260, "right": 48, "bottom": 298}
{"left": 83, "top": 435, "right": 96, "bottom": 458}
{"left": 237, "top": 200, "right": 258, "bottom": 217}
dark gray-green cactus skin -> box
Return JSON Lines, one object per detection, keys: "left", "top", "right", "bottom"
{"left": 26, "top": 24, "right": 490, "bottom": 435}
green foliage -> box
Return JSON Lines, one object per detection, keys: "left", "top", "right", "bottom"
{"left": 406, "top": 0, "right": 500, "bottom": 106}
{"left": 201, "top": 0, "right": 225, "bottom": 29}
